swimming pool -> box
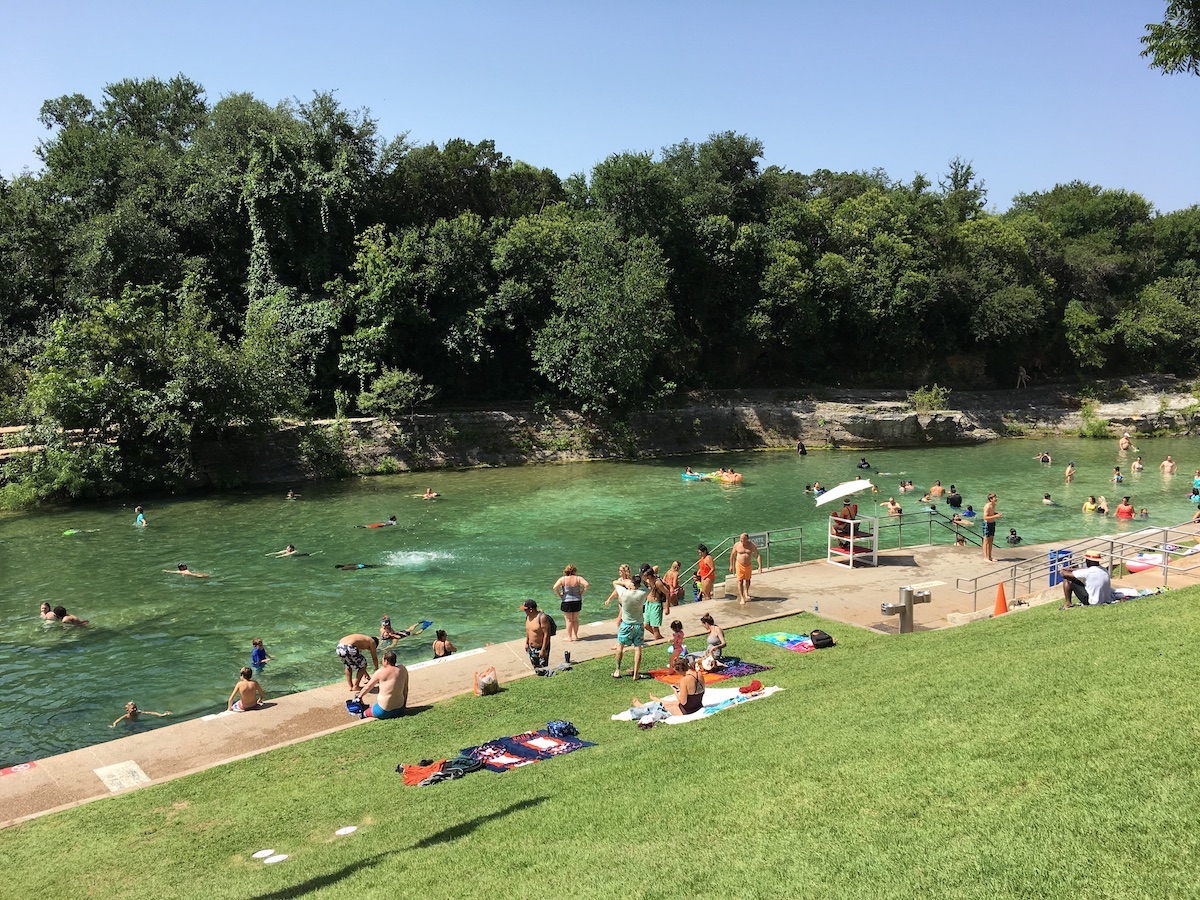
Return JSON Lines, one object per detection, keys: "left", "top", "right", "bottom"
{"left": 1, "top": 435, "right": 1196, "bottom": 765}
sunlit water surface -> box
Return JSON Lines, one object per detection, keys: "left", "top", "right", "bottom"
{"left": 2, "top": 436, "right": 1198, "bottom": 765}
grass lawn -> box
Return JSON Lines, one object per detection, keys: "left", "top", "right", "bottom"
{"left": 4, "top": 588, "right": 1200, "bottom": 899}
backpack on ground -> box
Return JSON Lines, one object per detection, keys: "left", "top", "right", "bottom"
{"left": 810, "top": 629, "right": 835, "bottom": 649}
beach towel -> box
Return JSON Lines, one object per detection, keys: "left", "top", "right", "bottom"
{"left": 647, "top": 668, "right": 729, "bottom": 686}
{"left": 611, "top": 686, "right": 783, "bottom": 725}
{"left": 754, "top": 632, "right": 815, "bottom": 652}
{"left": 718, "top": 660, "right": 774, "bottom": 678}
{"left": 461, "top": 729, "right": 595, "bottom": 772}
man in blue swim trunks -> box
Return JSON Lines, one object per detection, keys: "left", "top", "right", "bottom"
{"left": 612, "top": 573, "right": 648, "bottom": 680}
{"left": 354, "top": 650, "right": 408, "bottom": 719}
{"left": 336, "top": 633, "right": 379, "bottom": 690}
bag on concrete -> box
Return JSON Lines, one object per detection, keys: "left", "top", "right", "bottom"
{"left": 810, "top": 629, "right": 835, "bottom": 649}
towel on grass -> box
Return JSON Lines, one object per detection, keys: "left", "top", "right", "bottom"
{"left": 719, "top": 660, "right": 774, "bottom": 678}
{"left": 461, "top": 730, "right": 595, "bottom": 772}
{"left": 754, "top": 632, "right": 815, "bottom": 652}
{"left": 611, "top": 686, "right": 782, "bottom": 725}
{"left": 647, "top": 668, "right": 729, "bottom": 686}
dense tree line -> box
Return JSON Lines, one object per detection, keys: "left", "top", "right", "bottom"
{"left": 1, "top": 75, "right": 1198, "bottom": 503}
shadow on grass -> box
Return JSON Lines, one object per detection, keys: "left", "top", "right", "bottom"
{"left": 250, "top": 852, "right": 392, "bottom": 900}
{"left": 407, "top": 796, "right": 547, "bottom": 849}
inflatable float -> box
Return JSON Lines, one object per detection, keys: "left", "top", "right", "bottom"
{"left": 1124, "top": 553, "right": 1163, "bottom": 573}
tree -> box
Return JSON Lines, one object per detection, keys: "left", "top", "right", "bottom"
{"left": 532, "top": 227, "right": 676, "bottom": 414}
{"left": 1142, "top": 1, "right": 1200, "bottom": 76}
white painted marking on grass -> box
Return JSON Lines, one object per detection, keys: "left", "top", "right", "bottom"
{"left": 94, "top": 760, "right": 151, "bottom": 793}
{"left": 252, "top": 849, "right": 275, "bottom": 859}
{"left": 264, "top": 854, "right": 288, "bottom": 865}
{"left": 335, "top": 826, "right": 357, "bottom": 836}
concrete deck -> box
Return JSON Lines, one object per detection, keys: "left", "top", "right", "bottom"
{"left": 4, "top": 530, "right": 1197, "bottom": 829}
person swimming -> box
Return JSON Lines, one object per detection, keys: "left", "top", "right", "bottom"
{"left": 335, "top": 563, "right": 384, "bottom": 570}
{"left": 358, "top": 516, "right": 398, "bottom": 529}
{"left": 165, "top": 563, "right": 210, "bottom": 577}
{"left": 422, "top": 488, "right": 440, "bottom": 499}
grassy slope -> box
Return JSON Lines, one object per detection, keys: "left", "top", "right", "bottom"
{"left": 4, "top": 590, "right": 1200, "bottom": 900}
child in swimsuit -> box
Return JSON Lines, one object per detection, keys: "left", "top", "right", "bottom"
{"left": 668, "top": 620, "right": 685, "bottom": 669}
{"left": 112, "top": 701, "right": 170, "bottom": 727}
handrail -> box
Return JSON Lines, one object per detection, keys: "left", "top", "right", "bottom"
{"left": 954, "top": 522, "right": 1200, "bottom": 611}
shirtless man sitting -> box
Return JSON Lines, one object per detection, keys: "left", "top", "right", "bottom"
{"left": 228, "top": 667, "right": 266, "bottom": 711}
{"left": 729, "top": 532, "right": 762, "bottom": 605}
{"left": 354, "top": 650, "right": 409, "bottom": 719}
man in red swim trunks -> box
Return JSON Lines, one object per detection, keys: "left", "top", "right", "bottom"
{"left": 696, "top": 544, "right": 715, "bottom": 602}
{"left": 729, "top": 533, "right": 762, "bottom": 605}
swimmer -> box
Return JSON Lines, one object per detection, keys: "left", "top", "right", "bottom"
{"left": 1043, "top": 493, "right": 1054, "bottom": 505}
{"left": 857, "top": 458, "right": 871, "bottom": 469}
{"left": 804, "top": 484, "right": 813, "bottom": 493}
{"left": 268, "top": 544, "right": 298, "bottom": 557}
{"left": 1132, "top": 456, "right": 1144, "bottom": 472}
{"left": 286, "top": 489, "right": 300, "bottom": 500}
{"left": 685, "top": 467, "right": 697, "bottom": 475}
{"left": 112, "top": 701, "right": 169, "bottom": 728}
{"left": 1006, "top": 528, "right": 1022, "bottom": 546}
{"left": 962, "top": 505, "right": 977, "bottom": 518}
{"left": 228, "top": 667, "right": 266, "bottom": 711}
{"left": 165, "top": 563, "right": 209, "bottom": 577}
{"left": 1065, "top": 461, "right": 1075, "bottom": 483}
{"left": 1035, "top": 451, "right": 1052, "bottom": 464}
{"left": 134, "top": 505, "right": 147, "bottom": 527}
{"left": 251, "top": 638, "right": 273, "bottom": 667}
{"left": 929, "top": 481, "right": 946, "bottom": 498}
{"left": 1139, "top": 508, "right": 1150, "bottom": 519}
{"left": 422, "top": 488, "right": 440, "bottom": 499}
{"left": 39, "top": 602, "right": 56, "bottom": 620}
{"left": 335, "top": 563, "right": 384, "bottom": 570}
{"left": 357, "top": 515, "right": 398, "bottom": 529}
{"left": 1112, "top": 466, "right": 1123, "bottom": 484}
{"left": 379, "top": 616, "right": 426, "bottom": 647}
{"left": 52, "top": 605, "right": 88, "bottom": 625}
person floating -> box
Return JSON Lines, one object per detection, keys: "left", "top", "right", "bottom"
{"left": 112, "top": 701, "right": 169, "bottom": 728}
{"left": 268, "top": 544, "right": 297, "bottom": 557}
{"left": 335, "top": 563, "right": 383, "bottom": 570}
{"left": 358, "top": 515, "right": 398, "bottom": 529}
{"left": 422, "top": 488, "right": 440, "bottom": 499}
{"left": 379, "top": 616, "right": 427, "bottom": 648}
{"left": 286, "top": 489, "right": 300, "bottom": 500}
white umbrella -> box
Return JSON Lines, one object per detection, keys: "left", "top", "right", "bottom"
{"left": 815, "top": 479, "right": 875, "bottom": 507}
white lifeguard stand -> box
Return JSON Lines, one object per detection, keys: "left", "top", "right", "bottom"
{"left": 827, "top": 514, "right": 879, "bottom": 568}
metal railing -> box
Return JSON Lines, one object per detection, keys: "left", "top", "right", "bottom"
{"left": 954, "top": 522, "right": 1200, "bottom": 612}
{"left": 679, "top": 526, "right": 806, "bottom": 584}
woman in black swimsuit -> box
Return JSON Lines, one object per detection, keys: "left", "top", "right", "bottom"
{"left": 432, "top": 630, "right": 456, "bottom": 659}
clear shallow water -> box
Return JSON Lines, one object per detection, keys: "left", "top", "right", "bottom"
{"left": 2, "top": 436, "right": 1198, "bottom": 765}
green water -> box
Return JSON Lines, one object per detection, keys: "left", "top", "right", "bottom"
{"left": 2, "top": 436, "right": 1198, "bottom": 766}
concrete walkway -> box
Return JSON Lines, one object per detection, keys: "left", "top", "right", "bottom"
{"left": 3, "top": 531, "right": 1195, "bottom": 829}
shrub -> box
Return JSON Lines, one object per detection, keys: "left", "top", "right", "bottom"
{"left": 907, "top": 384, "right": 952, "bottom": 412}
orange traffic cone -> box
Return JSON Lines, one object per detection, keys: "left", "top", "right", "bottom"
{"left": 993, "top": 582, "right": 1008, "bottom": 617}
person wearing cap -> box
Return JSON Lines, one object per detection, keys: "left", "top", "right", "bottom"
{"left": 1060, "top": 553, "right": 1116, "bottom": 608}
{"left": 521, "top": 600, "right": 553, "bottom": 669}
{"left": 335, "top": 633, "right": 379, "bottom": 690}
{"left": 1119, "top": 433, "right": 1132, "bottom": 452}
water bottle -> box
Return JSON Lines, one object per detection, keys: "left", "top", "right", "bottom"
{"left": 814, "top": 601, "right": 820, "bottom": 613}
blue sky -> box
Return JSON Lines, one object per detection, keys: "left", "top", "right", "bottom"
{"left": 3, "top": 1, "right": 1196, "bottom": 212}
